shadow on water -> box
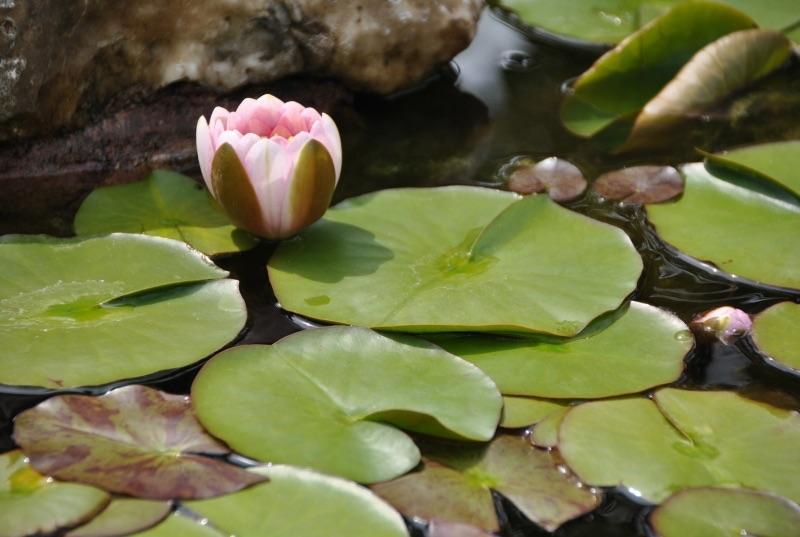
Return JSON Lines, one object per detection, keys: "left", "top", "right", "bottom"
{"left": 2, "top": 6, "right": 800, "bottom": 537}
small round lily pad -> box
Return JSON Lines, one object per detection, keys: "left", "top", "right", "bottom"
{"left": 751, "top": 302, "right": 800, "bottom": 372}
{"left": 506, "top": 157, "right": 587, "bottom": 202}
{"left": 74, "top": 171, "right": 258, "bottom": 256}
{"left": 192, "top": 326, "right": 502, "bottom": 483}
{"left": 0, "top": 233, "right": 247, "bottom": 389}
{"left": 593, "top": 166, "right": 683, "bottom": 204}
{"left": 650, "top": 487, "right": 800, "bottom": 537}
{"left": 501, "top": 396, "right": 568, "bottom": 429}
{"left": 0, "top": 450, "right": 110, "bottom": 537}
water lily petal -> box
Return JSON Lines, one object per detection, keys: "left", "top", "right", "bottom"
{"left": 196, "top": 116, "right": 214, "bottom": 193}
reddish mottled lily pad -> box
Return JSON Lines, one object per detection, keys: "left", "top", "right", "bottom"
{"left": 67, "top": 499, "right": 172, "bottom": 537}
{"left": 506, "top": 157, "right": 587, "bottom": 202}
{"left": 0, "top": 450, "right": 110, "bottom": 537}
{"left": 13, "top": 385, "right": 265, "bottom": 500}
{"left": 429, "top": 520, "right": 495, "bottom": 537}
{"left": 373, "top": 435, "right": 600, "bottom": 532}
{"left": 593, "top": 166, "right": 683, "bottom": 204}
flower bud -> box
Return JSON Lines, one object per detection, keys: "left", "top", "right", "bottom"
{"left": 691, "top": 306, "right": 752, "bottom": 344}
{"left": 196, "top": 95, "right": 342, "bottom": 239}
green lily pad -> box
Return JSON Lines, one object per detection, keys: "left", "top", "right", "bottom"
{"left": 436, "top": 302, "right": 691, "bottom": 399}
{"left": 560, "top": 2, "right": 756, "bottom": 138}
{"left": 187, "top": 465, "right": 409, "bottom": 537}
{"left": 0, "top": 450, "right": 110, "bottom": 537}
{"left": 269, "top": 187, "right": 642, "bottom": 337}
{"left": 74, "top": 171, "right": 257, "bottom": 256}
{"left": 751, "top": 302, "right": 800, "bottom": 372}
{"left": 706, "top": 140, "right": 800, "bottom": 198}
{"left": 0, "top": 233, "right": 247, "bottom": 389}
{"left": 650, "top": 487, "right": 800, "bottom": 537}
{"left": 13, "top": 386, "right": 265, "bottom": 500}
{"left": 67, "top": 499, "right": 172, "bottom": 537}
{"left": 192, "top": 326, "right": 502, "bottom": 483}
{"left": 501, "top": 396, "right": 569, "bottom": 429}
{"left": 372, "top": 435, "right": 601, "bottom": 532}
{"left": 625, "top": 29, "right": 792, "bottom": 148}
{"left": 530, "top": 405, "right": 570, "bottom": 448}
{"left": 647, "top": 163, "right": 800, "bottom": 290}
{"left": 501, "top": 0, "right": 800, "bottom": 45}
{"left": 559, "top": 389, "right": 800, "bottom": 503}
{"left": 131, "top": 512, "right": 227, "bottom": 537}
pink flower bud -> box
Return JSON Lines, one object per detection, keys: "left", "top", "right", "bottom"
{"left": 691, "top": 306, "right": 752, "bottom": 344}
{"left": 196, "top": 95, "right": 342, "bottom": 239}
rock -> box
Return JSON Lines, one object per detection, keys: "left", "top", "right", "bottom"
{"left": 0, "top": 0, "right": 483, "bottom": 140}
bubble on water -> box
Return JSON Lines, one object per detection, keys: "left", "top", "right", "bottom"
{"left": 500, "top": 50, "right": 536, "bottom": 72}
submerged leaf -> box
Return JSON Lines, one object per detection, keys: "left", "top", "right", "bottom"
{"left": 187, "top": 465, "right": 410, "bottom": 537}
{"left": 593, "top": 166, "right": 683, "bottom": 204}
{"left": 0, "top": 234, "right": 246, "bottom": 389}
{"left": 650, "top": 487, "right": 800, "bottom": 537}
{"left": 0, "top": 450, "right": 109, "bottom": 537}
{"left": 269, "top": 186, "right": 642, "bottom": 337}
{"left": 373, "top": 435, "right": 600, "bottom": 532}
{"left": 625, "top": 29, "right": 792, "bottom": 148}
{"left": 561, "top": 1, "right": 755, "bottom": 137}
{"left": 752, "top": 302, "right": 800, "bottom": 372}
{"left": 506, "top": 157, "right": 587, "bottom": 202}
{"left": 647, "top": 163, "right": 800, "bottom": 290}
{"left": 559, "top": 389, "right": 800, "bottom": 503}
{"left": 74, "top": 171, "right": 258, "bottom": 256}
{"left": 67, "top": 499, "right": 172, "bottom": 537}
{"left": 13, "top": 386, "right": 265, "bottom": 500}
{"left": 192, "top": 327, "right": 502, "bottom": 483}
{"left": 436, "top": 302, "right": 691, "bottom": 399}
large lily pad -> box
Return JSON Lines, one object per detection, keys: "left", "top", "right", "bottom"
{"left": 625, "top": 29, "right": 792, "bottom": 147}
{"left": 192, "top": 326, "right": 502, "bottom": 483}
{"left": 372, "top": 435, "right": 600, "bottom": 532}
{"left": 74, "top": 171, "right": 257, "bottom": 256}
{"left": 67, "top": 499, "right": 172, "bottom": 537}
{"left": 706, "top": 140, "right": 800, "bottom": 198}
{"left": 751, "top": 302, "right": 800, "bottom": 372}
{"left": 0, "top": 450, "right": 109, "bottom": 537}
{"left": 650, "top": 487, "right": 800, "bottom": 537}
{"left": 131, "top": 512, "right": 227, "bottom": 537}
{"left": 436, "top": 302, "right": 691, "bottom": 399}
{"left": 187, "top": 465, "right": 410, "bottom": 537}
{"left": 269, "top": 187, "right": 642, "bottom": 337}
{"left": 560, "top": 2, "right": 756, "bottom": 138}
{"left": 0, "top": 234, "right": 247, "bottom": 389}
{"left": 501, "top": 396, "right": 568, "bottom": 429}
{"left": 501, "top": 0, "right": 800, "bottom": 45}
{"left": 559, "top": 389, "right": 800, "bottom": 503}
{"left": 647, "top": 163, "right": 800, "bottom": 290}
{"left": 13, "top": 386, "right": 265, "bottom": 499}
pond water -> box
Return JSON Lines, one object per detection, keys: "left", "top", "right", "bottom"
{"left": 2, "top": 6, "right": 800, "bottom": 537}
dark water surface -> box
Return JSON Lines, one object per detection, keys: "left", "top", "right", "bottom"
{"left": 2, "top": 7, "right": 800, "bottom": 537}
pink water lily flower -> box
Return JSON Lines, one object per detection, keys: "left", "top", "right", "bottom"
{"left": 196, "top": 95, "right": 342, "bottom": 239}
{"left": 691, "top": 306, "right": 752, "bottom": 345}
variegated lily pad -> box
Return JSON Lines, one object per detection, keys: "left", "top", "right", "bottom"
{"left": 13, "top": 386, "right": 265, "bottom": 500}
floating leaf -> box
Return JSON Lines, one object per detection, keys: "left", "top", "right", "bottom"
{"left": 74, "top": 171, "right": 258, "bottom": 256}
{"left": 625, "top": 29, "right": 792, "bottom": 147}
{"left": 0, "top": 234, "right": 247, "bottom": 389}
{"left": 706, "top": 140, "right": 800, "bottom": 198}
{"left": 436, "top": 302, "right": 691, "bottom": 399}
{"left": 429, "top": 521, "right": 494, "bottom": 537}
{"left": 506, "top": 157, "right": 587, "bottom": 202}
{"left": 531, "top": 406, "right": 571, "bottom": 448}
{"left": 751, "top": 302, "right": 800, "bottom": 372}
{"left": 13, "top": 386, "right": 265, "bottom": 500}
{"left": 593, "top": 166, "right": 683, "bottom": 204}
{"left": 560, "top": 2, "right": 755, "bottom": 138}
{"left": 130, "top": 512, "right": 226, "bottom": 537}
{"left": 269, "top": 187, "right": 641, "bottom": 337}
{"left": 559, "top": 389, "right": 800, "bottom": 503}
{"left": 67, "top": 499, "right": 172, "bottom": 537}
{"left": 500, "top": 0, "right": 800, "bottom": 45}
{"left": 192, "top": 327, "right": 502, "bottom": 483}
{"left": 373, "top": 435, "right": 600, "bottom": 532}
{"left": 187, "top": 465, "right": 410, "bottom": 537}
{"left": 0, "top": 450, "right": 109, "bottom": 537}
{"left": 501, "top": 396, "right": 568, "bottom": 429}
{"left": 647, "top": 163, "right": 800, "bottom": 290}
{"left": 650, "top": 487, "right": 800, "bottom": 537}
